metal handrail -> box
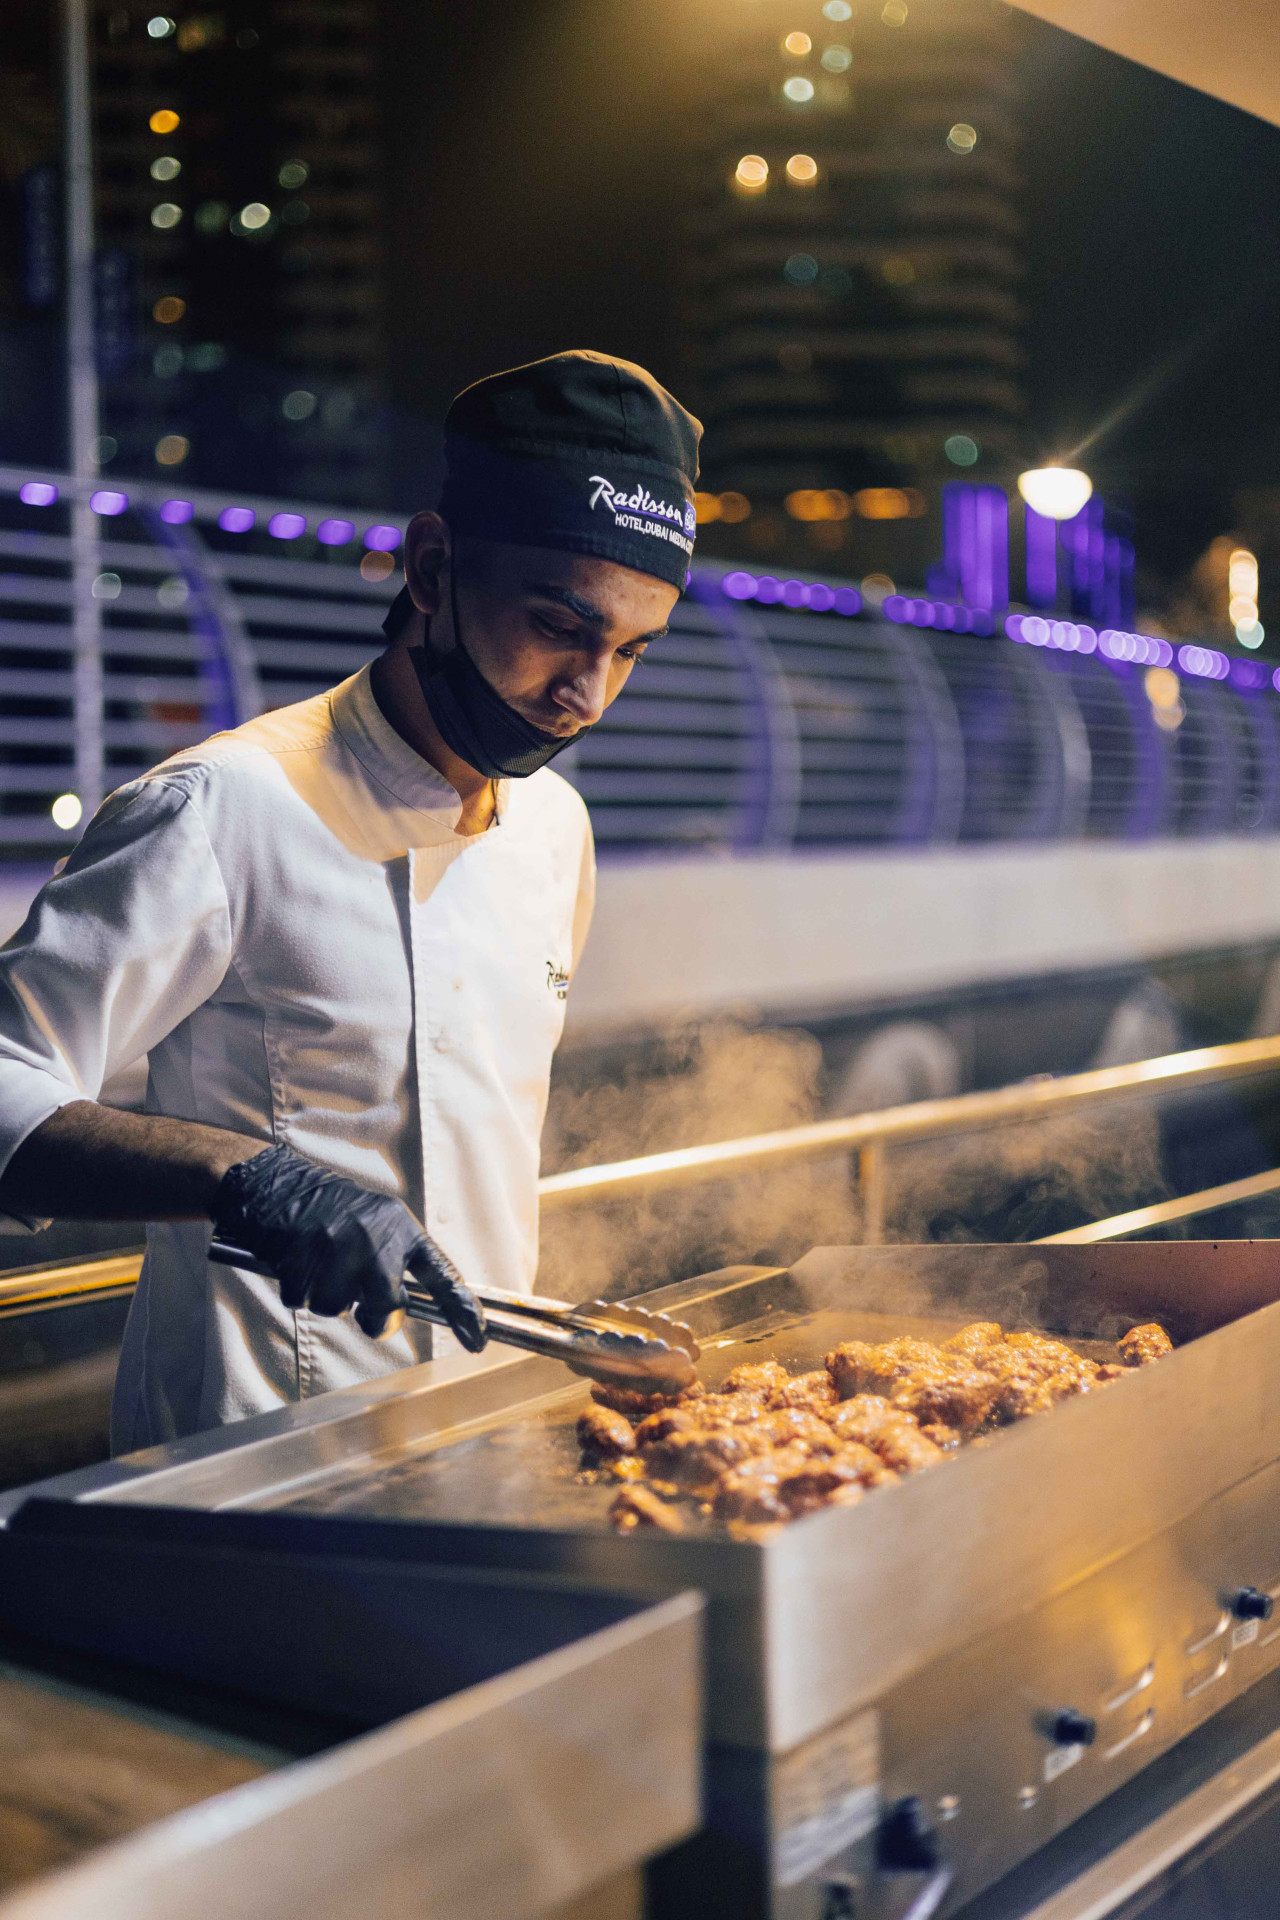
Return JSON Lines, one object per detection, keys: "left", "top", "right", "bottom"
{"left": 537, "top": 1033, "right": 1280, "bottom": 1240}
{"left": 1038, "top": 1166, "right": 1280, "bottom": 1245}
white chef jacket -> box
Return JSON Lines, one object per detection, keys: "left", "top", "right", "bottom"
{"left": 0, "top": 666, "right": 595, "bottom": 1449}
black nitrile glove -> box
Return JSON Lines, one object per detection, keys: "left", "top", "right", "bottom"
{"left": 214, "top": 1144, "right": 487, "bottom": 1350}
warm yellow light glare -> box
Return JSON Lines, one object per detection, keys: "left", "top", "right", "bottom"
{"left": 1017, "top": 467, "right": 1093, "bottom": 521}
{"left": 782, "top": 76, "right": 815, "bottom": 102}
{"left": 1229, "top": 548, "right": 1258, "bottom": 596}
{"left": 882, "top": 255, "right": 916, "bottom": 286}
{"left": 51, "top": 793, "right": 83, "bottom": 831}
{"left": 783, "top": 31, "right": 812, "bottom": 55}
{"left": 1144, "top": 667, "right": 1181, "bottom": 709}
{"left": 694, "top": 492, "right": 722, "bottom": 524}
{"left": 881, "top": 2, "right": 907, "bottom": 23}
{"left": 153, "top": 295, "right": 186, "bottom": 324}
{"left": 734, "top": 154, "right": 769, "bottom": 191}
{"left": 155, "top": 434, "right": 189, "bottom": 466}
{"left": 823, "top": 0, "right": 852, "bottom": 17}
{"left": 1229, "top": 594, "right": 1258, "bottom": 626}
{"left": 149, "top": 108, "right": 180, "bottom": 134}
{"left": 785, "top": 153, "right": 819, "bottom": 184}
{"left": 786, "top": 488, "right": 852, "bottom": 522}
{"left": 947, "top": 123, "right": 978, "bottom": 154}
{"left": 360, "top": 551, "right": 395, "bottom": 582}
{"left": 239, "top": 202, "right": 271, "bottom": 230}
{"left": 854, "top": 486, "right": 924, "bottom": 520}
{"left": 718, "top": 492, "right": 752, "bottom": 524}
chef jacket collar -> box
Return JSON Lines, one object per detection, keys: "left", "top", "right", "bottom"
{"left": 330, "top": 666, "right": 509, "bottom": 840}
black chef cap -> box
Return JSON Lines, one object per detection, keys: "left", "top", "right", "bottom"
{"left": 441, "top": 350, "right": 702, "bottom": 590}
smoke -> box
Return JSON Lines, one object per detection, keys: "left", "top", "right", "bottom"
{"left": 538, "top": 1019, "right": 859, "bottom": 1302}
{"left": 885, "top": 1105, "right": 1170, "bottom": 1246}
{"left": 538, "top": 1019, "right": 1178, "bottom": 1301}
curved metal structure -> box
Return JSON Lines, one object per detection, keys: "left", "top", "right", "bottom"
{"left": 2, "top": 464, "right": 1278, "bottom": 855}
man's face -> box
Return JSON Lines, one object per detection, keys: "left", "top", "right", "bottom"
{"left": 403, "top": 512, "right": 680, "bottom": 738}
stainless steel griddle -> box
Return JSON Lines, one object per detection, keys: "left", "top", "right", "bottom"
{"left": 9, "top": 1239, "right": 1280, "bottom": 1919}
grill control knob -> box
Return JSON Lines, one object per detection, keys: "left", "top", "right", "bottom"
{"left": 1048, "top": 1708, "right": 1097, "bottom": 1747}
{"left": 877, "top": 1795, "right": 940, "bottom": 1871}
{"left": 1230, "top": 1587, "right": 1274, "bottom": 1622}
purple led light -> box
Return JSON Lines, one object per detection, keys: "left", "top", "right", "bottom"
{"left": 806, "top": 581, "right": 835, "bottom": 612}
{"left": 754, "top": 575, "right": 782, "bottom": 605}
{"left": 268, "top": 512, "right": 307, "bottom": 541}
{"left": 1273, "top": 669, "right": 1280, "bottom": 694}
{"left": 19, "top": 481, "right": 57, "bottom": 507}
{"left": 1231, "top": 657, "right": 1267, "bottom": 690}
{"left": 1097, "top": 629, "right": 1173, "bottom": 669}
{"left": 779, "top": 579, "right": 806, "bottom": 609}
{"left": 159, "top": 498, "right": 193, "bottom": 525}
{"left": 219, "top": 506, "right": 255, "bottom": 533}
{"left": 363, "top": 524, "right": 401, "bottom": 552}
{"left": 1178, "top": 643, "right": 1229, "bottom": 682}
{"left": 1024, "top": 506, "right": 1057, "bottom": 608}
{"left": 833, "top": 587, "right": 861, "bottom": 616}
{"left": 722, "top": 570, "right": 757, "bottom": 601}
{"left": 317, "top": 518, "right": 354, "bottom": 546}
{"left": 89, "top": 490, "right": 128, "bottom": 516}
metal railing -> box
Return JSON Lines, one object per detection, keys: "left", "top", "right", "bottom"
{"left": 539, "top": 1034, "right": 1280, "bottom": 1241}
{"left": 1038, "top": 1166, "right": 1280, "bottom": 1245}
{"left": 4, "top": 464, "right": 1280, "bottom": 855}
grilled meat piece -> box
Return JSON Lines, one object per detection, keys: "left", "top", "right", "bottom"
{"left": 714, "top": 1447, "right": 809, "bottom": 1524}
{"left": 888, "top": 1367, "right": 999, "bottom": 1432}
{"left": 776, "top": 1451, "right": 877, "bottom": 1518}
{"left": 823, "top": 1395, "right": 942, "bottom": 1473}
{"left": 920, "top": 1422, "right": 962, "bottom": 1450}
{"left": 767, "top": 1369, "right": 837, "bottom": 1411}
{"left": 757, "top": 1407, "right": 842, "bottom": 1454}
{"left": 1121, "top": 1323, "right": 1174, "bottom": 1366}
{"left": 590, "top": 1380, "right": 702, "bottom": 1417}
{"left": 577, "top": 1405, "right": 637, "bottom": 1458}
{"left": 1095, "top": 1361, "right": 1128, "bottom": 1381}
{"left": 989, "top": 1372, "right": 1055, "bottom": 1421}
{"left": 721, "top": 1359, "right": 791, "bottom": 1396}
{"left": 942, "top": 1321, "right": 1004, "bottom": 1359}
{"left": 642, "top": 1425, "right": 756, "bottom": 1492}
{"left": 633, "top": 1406, "right": 702, "bottom": 1447}
{"left": 609, "top": 1484, "right": 685, "bottom": 1533}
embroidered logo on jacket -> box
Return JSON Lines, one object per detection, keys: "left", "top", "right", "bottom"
{"left": 547, "top": 961, "right": 569, "bottom": 1000}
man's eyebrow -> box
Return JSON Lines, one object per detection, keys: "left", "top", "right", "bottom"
{"left": 523, "top": 580, "right": 668, "bottom": 644}
{"left": 523, "top": 581, "right": 607, "bottom": 627}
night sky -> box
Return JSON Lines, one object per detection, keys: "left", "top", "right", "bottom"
{"left": 380, "top": 0, "right": 1280, "bottom": 595}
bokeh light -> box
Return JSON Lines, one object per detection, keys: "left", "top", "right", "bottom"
{"left": 89, "top": 490, "right": 128, "bottom": 515}
{"left": 282, "top": 389, "right": 317, "bottom": 420}
{"left": 821, "top": 44, "right": 852, "bottom": 70}
{"left": 146, "top": 15, "right": 175, "bottom": 35}
{"left": 317, "top": 518, "right": 354, "bottom": 546}
{"left": 364, "top": 525, "right": 402, "bottom": 551}
{"left": 238, "top": 202, "right": 271, "bottom": 231}
{"left": 782, "top": 76, "right": 815, "bottom": 103}
{"left": 783, "top": 252, "right": 820, "bottom": 285}
{"left": 51, "top": 794, "right": 83, "bottom": 831}
{"left": 822, "top": 0, "right": 852, "bottom": 17}
{"left": 734, "top": 154, "right": 769, "bottom": 192}
{"left": 1017, "top": 466, "right": 1093, "bottom": 518}
{"left": 278, "top": 160, "right": 309, "bottom": 189}
{"left": 19, "top": 482, "right": 57, "bottom": 507}
{"left": 268, "top": 513, "right": 307, "bottom": 540}
{"left": 946, "top": 123, "right": 978, "bottom": 154}
{"left": 150, "top": 155, "right": 181, "bottom": 182}
{"left": 782, "top": 31, "right": 812, "bottom": 55}
{"left": 360, "top": 551, "right": 395, "bottom": 582}
{"left": 945, "top": 434, "right": 980, "bottom": 467}
{"left": 155, "top": 434, "right": 189, "bottom": 466}
{"left": 218, "top": 506, "right": 255, "bottom": 533}
{"left": 785, "top": 153, "right": 818, "bottom": 184}
{"left": 153, "top": 294, "right": 186, "bottom": 324}
{"left": 149, "top": 109, "right": 180, "bottom": 134}
{"left": 150, "top": 202, "right": 182, "bottom": 230}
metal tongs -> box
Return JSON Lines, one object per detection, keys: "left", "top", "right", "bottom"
{"left": 208, "top": 1238, "right": 700, "bottom": 1393}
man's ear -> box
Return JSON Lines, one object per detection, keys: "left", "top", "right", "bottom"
{"left": 404, "top": 511, "right": 451, "bottom": 617}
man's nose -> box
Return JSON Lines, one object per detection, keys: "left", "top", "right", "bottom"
{"left": 554, "top": 656, "right": 612, "bottom": 726}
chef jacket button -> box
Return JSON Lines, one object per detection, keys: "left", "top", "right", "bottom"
{"left": 435, "top": 1205, "right": 450, "bottom": 1225}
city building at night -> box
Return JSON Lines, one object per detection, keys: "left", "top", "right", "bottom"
{"left": 90, "top": 0, "right": 388, "bottom": 502}
{"left": 681, "top": 0, "right": 1027, "bottom": 576}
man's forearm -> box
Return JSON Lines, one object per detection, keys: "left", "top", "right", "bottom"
{"left": 0, "top": 1101, "right": 270, "bottom": 1221}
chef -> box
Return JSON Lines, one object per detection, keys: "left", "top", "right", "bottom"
{"left": 0, "top": 350, "right": 701, "bottom": 1449}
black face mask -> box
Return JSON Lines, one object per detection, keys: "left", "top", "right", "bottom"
{"left": 408, "top": 556, "right": 592, "bottom": 780}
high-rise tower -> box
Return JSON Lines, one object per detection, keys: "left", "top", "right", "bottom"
{"left": 91, "top": 0, "right": 387, "bottom": 502}
{"left": 681, "top": 0, "right": 1026, "bottom": 575}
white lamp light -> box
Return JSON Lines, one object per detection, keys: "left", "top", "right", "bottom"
{"left": 1017, "top": 467, "right": 1093, "bottom": 521}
